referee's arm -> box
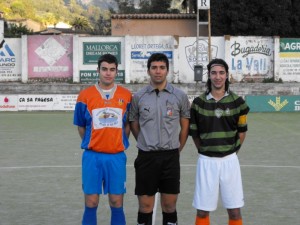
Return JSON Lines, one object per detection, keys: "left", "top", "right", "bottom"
{"left": 179, "top": 117, "right": 189, "bottom": 152}
{"left": 130, "top": 120, "right": 140, "bottom": 141}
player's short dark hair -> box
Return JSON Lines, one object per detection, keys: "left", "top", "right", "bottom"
{"left": 147, "top": 53, "right": 169, "bottom": 71}
{"left": 97, "top": 54, "right": 118, "bottom": 69}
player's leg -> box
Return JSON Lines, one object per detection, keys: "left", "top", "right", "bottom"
{"left": 161, "top": 193, "right": 178, "bottom": 225}
{"left": 109, "top": 194, "right": 125, "bottom": 225}
{"left": 160, "top": 150, "right": 180, "bottom": 225}
{"left": 219, "top": 153, "right": 244, "bottom": 225}
{"left": 82, "top": 194, "right": 100, "bottom": 225}
{"left": 105, "top": 152, "right": 127, "bottom": 225}
{"left": 227, "top": 208, "right": 242, "bottom": 225}
{"left": 195, "top": 210, "right": 210, "bottom": 225}
{"left": 193, "top": 154, "right": 221, "bottom": 225}
{"left": 81, "top": 150, "right": 102, "bottom": 225}
{"left": 137, "top": 195, "right": 155, "bottom": 225}
{"left": 135, "top": 151, "right": 160, "bottom": 225}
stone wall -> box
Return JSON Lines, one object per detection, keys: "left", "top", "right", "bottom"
{"left": 0, "top": 83, "right": 299, "bottom": 97}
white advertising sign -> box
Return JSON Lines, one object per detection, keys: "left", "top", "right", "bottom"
{"left": 0, "top": 38, "right": 22, "bottom": 81}
{"left": 0, "top": 95, "right": 18, "bottom": 111}
{"left": 18, "top": 95, "right": 77, "bottom": 111}
{"left": 279, "top": 38, "right": 300, "bottom": 82}
{"left": 228, "top": 36, "right": 274, "bottom": 82}
{"left": 178, "top": 37, "right": 225, "bottom": 82}
{"left": 126, "top": 36, "right": 175, "bottom": 83}
{"left": 0, "top": 94, "right": 77, "bottom": 111}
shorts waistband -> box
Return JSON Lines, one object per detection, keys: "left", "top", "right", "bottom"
{"left": 199, "top": 152, "right": 237, "bottom": 160}
{"left": 138, "top": 148, "right": 179, "bottom": 154}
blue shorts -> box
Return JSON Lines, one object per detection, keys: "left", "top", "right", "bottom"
{"left": 82, "top": 150, "right": 127, "bottom": 195}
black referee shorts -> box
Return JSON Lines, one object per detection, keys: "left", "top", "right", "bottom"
{"left": 134, "top": 149, "right": 180, "bottom": 196}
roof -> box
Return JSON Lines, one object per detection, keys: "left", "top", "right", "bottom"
{"left": 111, "top": 13, "right": 196, "bottom": 19}
{"left": 36, "top": 28, "right": 91, "bottom": 35}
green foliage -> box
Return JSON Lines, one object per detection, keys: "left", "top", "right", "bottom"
{"left": 115, "top": 0, "right": 136, "bottom": 14}
{"left": 92, "top": 15, "right": 111, "bottom": 35}
{"left": 4, "top": 23, "right": 33, "bottom": 37}
{"left": 115, "top": 0, "right": 175, "bottom": 14}
{"left": 0, "top": 0, "right": 108, "bottom": 34}
{"left": 185, "top": 0, "right": 299, "bottom": 37}
{"left": 71, "top": 17, "right": 92, "bottom": 31}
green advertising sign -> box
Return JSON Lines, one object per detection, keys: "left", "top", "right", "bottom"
{"left": 246, "top": 95, "right": 300, "bottom": 112}
{"left": 80, "top": 70, "right": 125, "bottom": 84}
{"left": 83, "top": 42, "right": 121, "bottom": 64}
{"left": 280, "top": 38, "right": 300, "bottom": 53}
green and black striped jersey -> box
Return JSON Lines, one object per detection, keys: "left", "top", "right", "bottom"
{"left": 189, "top": 91, "right": 250, "bottom": 157}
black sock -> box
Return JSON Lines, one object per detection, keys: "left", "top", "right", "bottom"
{"left": 163, "top": 211, "right": 177, "bottom": 225}
{"left": 137, "top": 211, "right": 153, "bottom": 225}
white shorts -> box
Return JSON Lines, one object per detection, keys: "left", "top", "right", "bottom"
{"left": 192, "top": 153, "right": 244, "bottom": 211}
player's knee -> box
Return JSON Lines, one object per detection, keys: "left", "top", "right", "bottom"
{"left": 109, "top": 200, "right": 123, "bottom": 208}
{"left": 85, "top": 196, "right": 99, "bottom": 208}
{"left": 197, "top": 210, "right": 209, "bottom": 218}
{"left": 139, "top": 202, "right": 154, "bottom": 213}
{"left": 227, "top": 208, "right": 242, "bottom": 220}
{"left": 161, "top": 203, "right": 176, "bottom": 213}
{"left": 109, "top": 195, "right": 123, "bottom": 208}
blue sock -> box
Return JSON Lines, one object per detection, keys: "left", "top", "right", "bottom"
{"left": 82, "top": 206, "right": 98, "bottom": 225}
{"left": 111, "top": 206, "right": 126, "bottom": 225}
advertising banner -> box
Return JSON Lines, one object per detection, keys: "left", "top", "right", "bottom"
{"left": 27, "top": 35, "right": 73, "bottom": 78}
{"left": 228, "top": 36, "right": 274, "bottom": 82}
{"left": 0, "top": 94, "right": 77, "bottom": 111}
{"left": 0, "top": 38, "right": 22, "bottom": 81}
{"left": 77, "top": 37, "right": 125, "bottom": 83}
{"left": 18, "top": 95, "right": 77, "bottom": 111}
{"left": 279, "top": 38, "right": 300, "bottom": 82}
{"left": 178, "top": 37, "right": 225, "bottom": 82}
{"left": 83, "top": 42, "right": 121, "bottom": 64}
{"left": 0, "top": 95, "right": 18, "bottom": 111}
{"left": 246, "top": 95, "right": 300, "bottom": 112}
{"left": 126, "top": 36, "right": 174, "bottom": 83}
{"left": 79, "top": 70, "right": 125, "bottom": 84}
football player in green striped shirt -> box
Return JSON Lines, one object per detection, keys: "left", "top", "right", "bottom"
{"left": 189, "top": 58, "right": 250, "bottom": 225}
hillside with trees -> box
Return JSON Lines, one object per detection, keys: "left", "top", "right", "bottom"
{"left": 1, "top": 0, "right": 299, "bottom": 37}
{"left": 0, "top": 0, "right": 112, "bottom": 35}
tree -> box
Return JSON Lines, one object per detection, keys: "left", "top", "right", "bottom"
{"left": 114, "top": 0, "right": 174, "bottom": 14}
{"left": 71, "top": 16, "right": 92, "bottom": 31}
{"left": 4, "top": 23, "right": 33, "bottom": 37}
{"left": 182, "top": 0, "right": 298, "bottom": 37}
{"left": 150, "top": 0, "right": 172, "bottom": 13}
{"left": 10, "top": 1, "right": 27, "bottom": 18}
{"left": 117, "top": 0, "right": 136, "bottom": 13}
{"left": 138, "top": 0, "right": 151, "bottom": 13}
{"left": 291, "top": 0, "right": 300, "bottom": 36}
{"left": 93, "top": 15, "right": 111, "bottom": 35}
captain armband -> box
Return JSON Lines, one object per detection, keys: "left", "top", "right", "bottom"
{"left": 238, "top": 115, "right": 247, "bottom": 125}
